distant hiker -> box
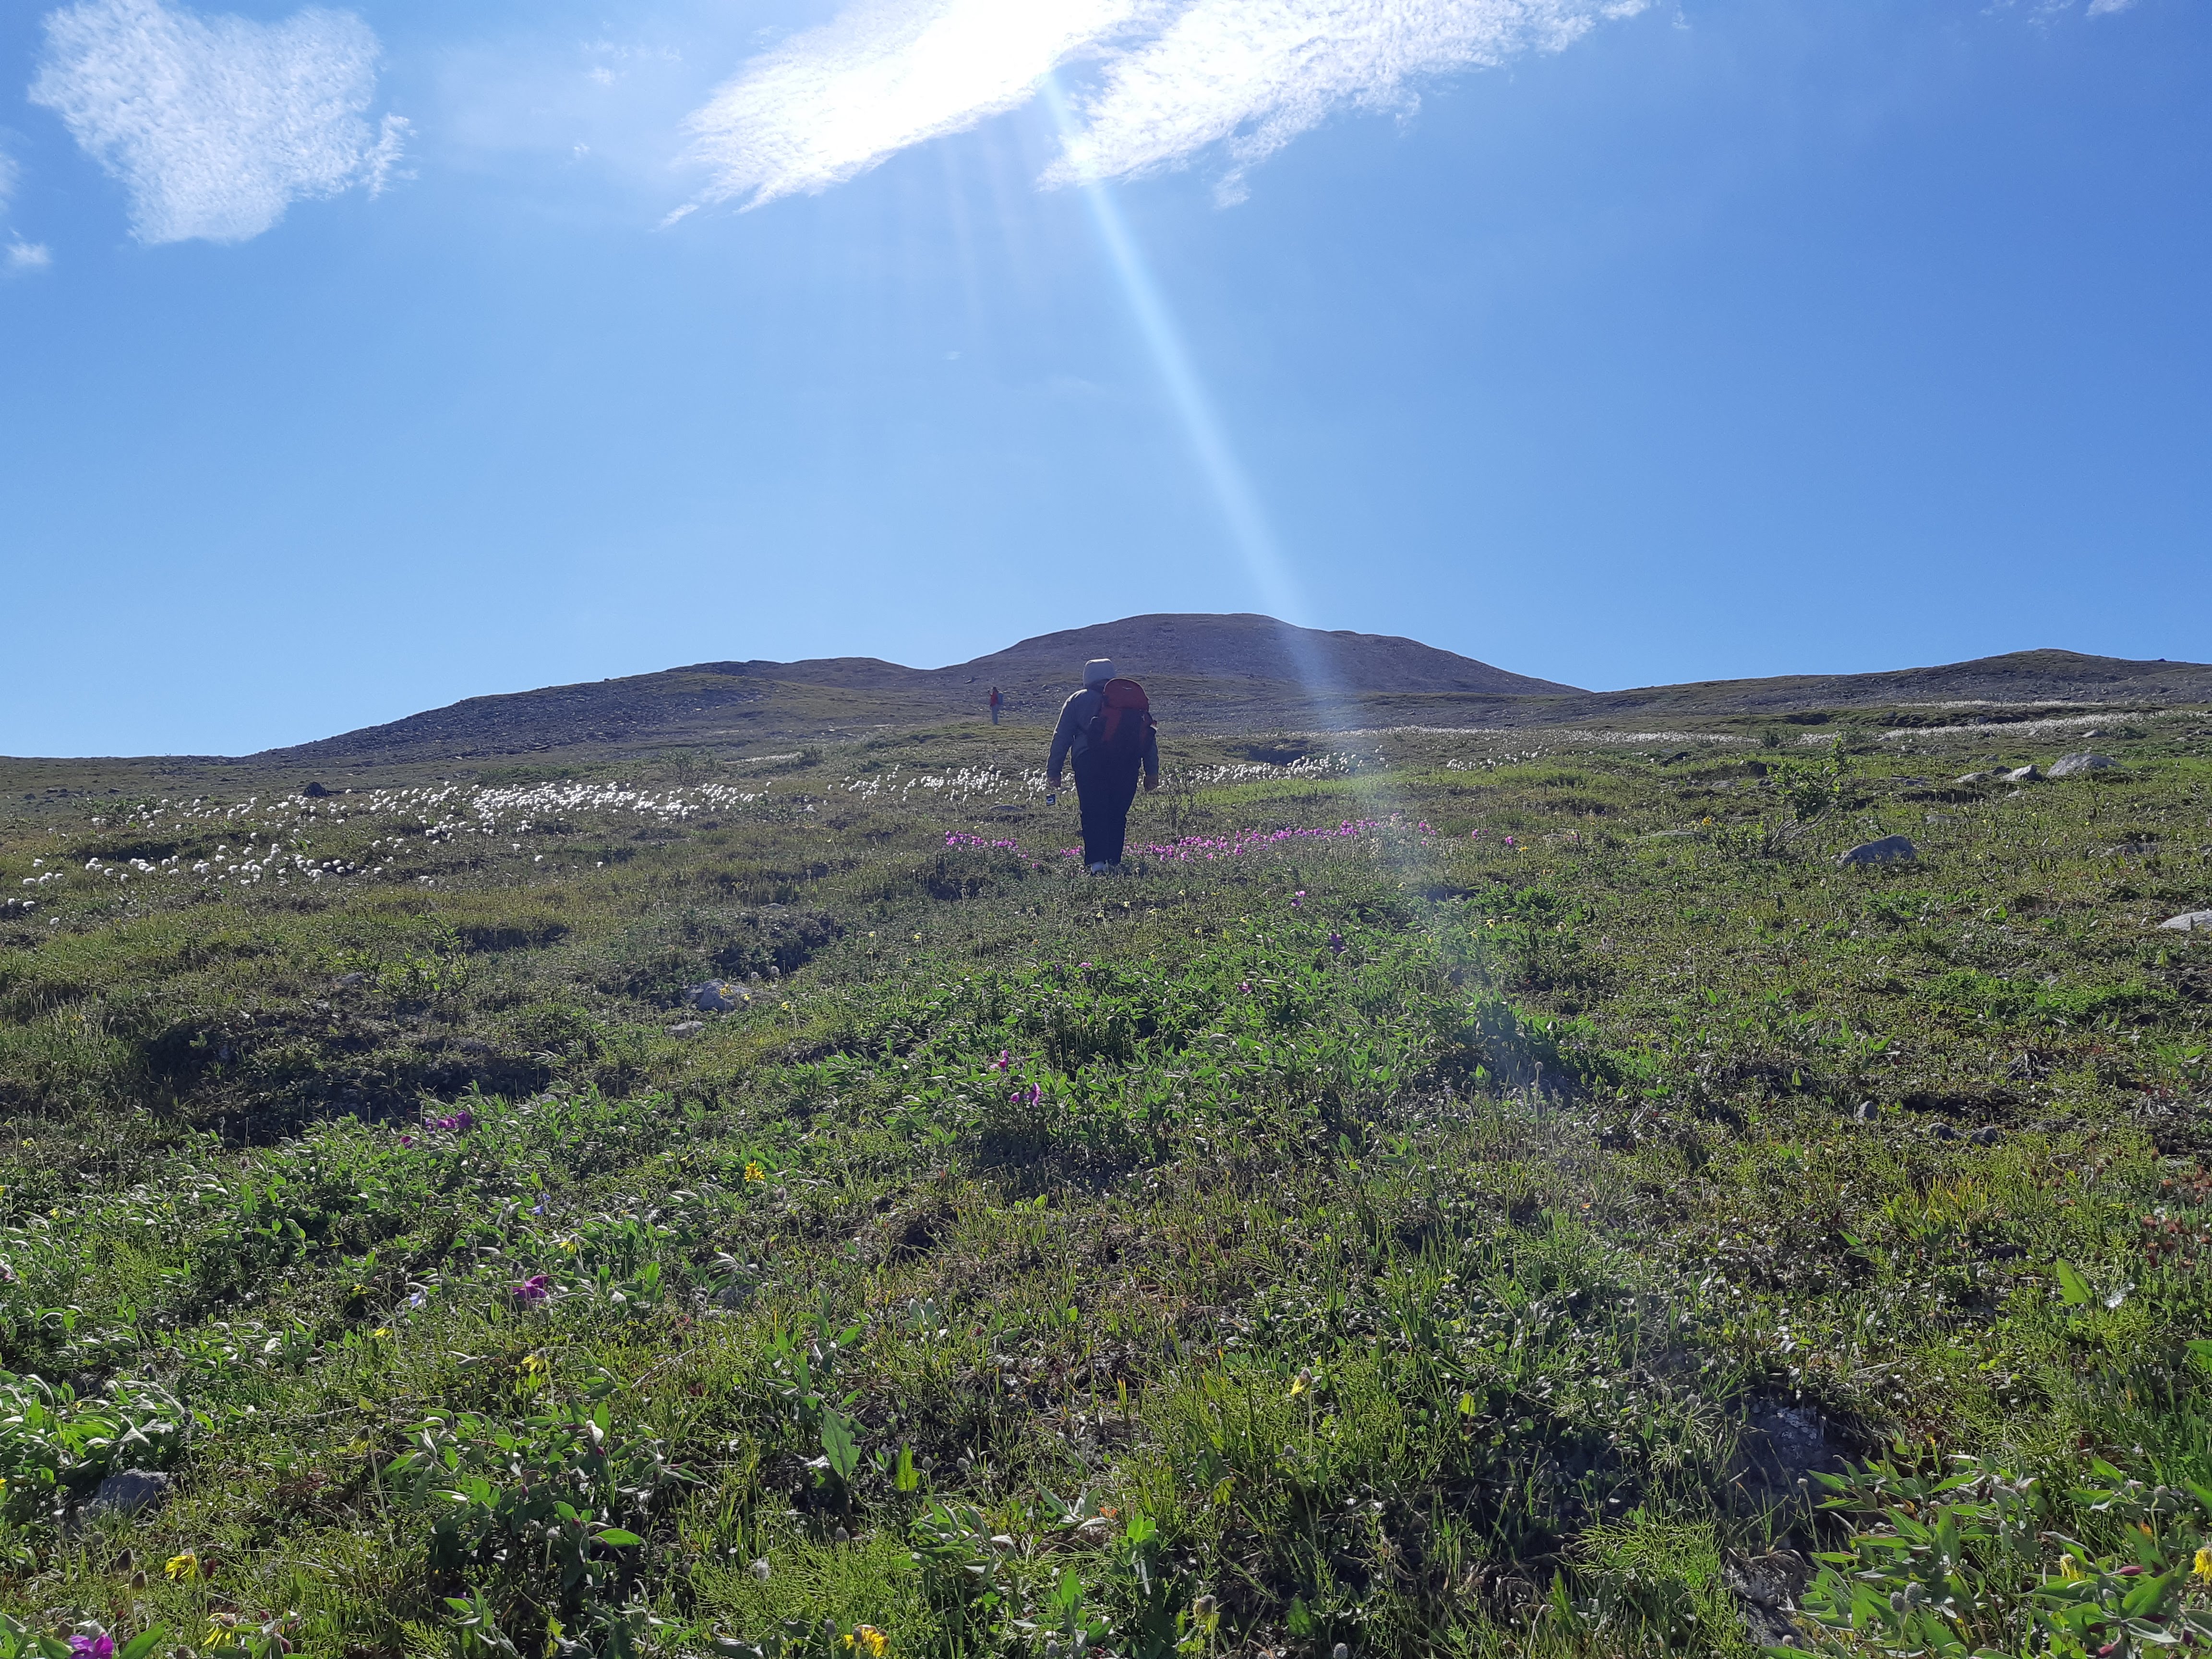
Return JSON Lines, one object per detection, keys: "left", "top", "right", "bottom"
{"left": 1047, "top": 658, "right": 1159, "bottom": 873}
{"left": 989, "top": 686, "right": 1002, "bottom": 725}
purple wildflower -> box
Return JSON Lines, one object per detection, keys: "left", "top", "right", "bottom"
{"left": 511, "top": 1274, "right": 552, "bottom": 1305}
{"left": 399, "top": 1135, "right": 415, "bottom": 1149}
{"left": 70, "top": 1635, "right": 114, "bottom": 1659}
{"left": 1329, "top": 932, "right": 1345, "bottom": 955}
{"left": 1503, "top": 835, "right": 1518, "bottom": 848}
{"left": 1291, "top": 891, "right": 1305, "bottom": 909}
{"left": 993, "top": 1049, "right": 1012, "bottom": 1073}
{"left": 1011, "top": 1083, "right": 1042, "bottom": 1107}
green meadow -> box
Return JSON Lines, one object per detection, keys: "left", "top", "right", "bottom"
{"left": 0, "top": 712, "right": 2209, "bottom": 1659}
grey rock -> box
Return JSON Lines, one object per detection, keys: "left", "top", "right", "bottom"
{"left": 86, "top": 1469, "right": 171, "bottom": 1519}
{"left": 1727, "top": 1551, "right": 1809, "bottom": 1649}
{"left": 1930, "top": 1122, "right": 1958, "bottom": 1141}
{"left": 1971, "top": 1127, "right": 2004, "bottom": 1146}
{"left": 2050, "top": 752, "right": 2116, "bottom": 778}
{"left": 1741, "top": 1403, "right": 1840, "bottom": 1507}
{"left": 333, "top": 972, "right": 366, "bottom": 989}
{"left": 2160, "top": 910, "right": 2212, "bottom": 932}
{"left": 666, "top": 1020, "right": 705, "bottom": 1037}
{"left": 2004, "top": 765, "right": 2042, "bottom": 783}
{"left": 685, "top": 980, "right": 750, "bottom": 1013}
{"left": 1955, "top": 771, "right": 1994, "bottom": 784}
{"left": 1837, "top": 835, "right": 1917, "bottom": 866}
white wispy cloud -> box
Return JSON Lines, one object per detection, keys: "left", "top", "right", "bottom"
{"left": 0, "top": 141, "right": 50, "bottom": 273}
{"left": 1047, "top": 0, "right": 1645, "bottom": 202}
{"left": 686, "top": 0, "right": 1155, "bottom": 208}
{"left": 683, "top": 0, "right": 1641, "bottom": 210}
{"left": 30, "top": 0, "right": 406, "bottom": 245}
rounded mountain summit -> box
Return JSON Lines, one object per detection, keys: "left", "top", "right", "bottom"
{"left": 254, "top": 614, "right": 2212, "bottom": 767}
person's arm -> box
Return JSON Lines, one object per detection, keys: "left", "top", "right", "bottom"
{"left": 1142, "top": 722, "right": 1161, "bottom": 792}
{"left": 1046, "top": 697, "right": 1080, "bottom": 784}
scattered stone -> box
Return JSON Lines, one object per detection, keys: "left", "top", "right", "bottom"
{"left": 2159, "top": 910, "right": 2212, "bottom": 932}
{"left": 456, "top": 1037, "right": 492, "bottom": 1055}
{"left": 666, "top": 1020, "right": 705, "bottom": 1037}
{"left": 2050, "top": 752, "right": 2116, "bottom": 778}
{"left": 1930, "top": 1123, "right": 1958, "bottom": 1141}
{"left": 1853, "top": 1101, "right": 1877, "bottom": 1122}
{"left": 332, "top": 972, "right": 366, "bottom": 989}
{"left": 85, "top": 1469, "right": 172, "bottom": 1520}
{"left": 1726, "top": 1550, "right": 1809, "bottom": 1650}
{"left": 2003, "top": 765, "right": 2042, "bottom": 784}
{"left": 1970, "top": 1127, "right": 2004, "bottom": 1146}
{"left": 1739, "top": 1402, "right": 1841, "bottom": 1510}
{"left": 1955, "top": 771, "right": 1994, "bottom": 784}
{"left": 1836, "top": 835, "right": 1917, "bottom": 866}
{"left": 686, "top": 980, "right": 750, "bottom": 1012}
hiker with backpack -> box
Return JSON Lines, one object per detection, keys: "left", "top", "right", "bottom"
{"left": 1046, "top": 658, "right": 1159, "bottom": 874}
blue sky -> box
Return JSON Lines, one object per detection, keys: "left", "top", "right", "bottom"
{"left": 1, "top": 0, "right": 2206, "bottom": 756}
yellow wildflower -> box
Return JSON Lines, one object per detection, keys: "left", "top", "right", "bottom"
{"left": 203, "top": 1616, "right": 240, "bottom": 1649}
{"left": 744, "top": 1161, "right": 767, "bottom": 1183}
{"left": 164, "top": 1551, "right": 200, "bottom": 1582}
{"left": 2058, "top": 1556, "right": 2086, "bottom": 1582}
{"left": 850, "top": 1627, "right": 888, "bottom": 1657}
{"left": 1287, "top": 1371, "right": 1308, "bottom": 1400}
{"left": 373, "top": 1327, "right": 394, "bottom": 1340}
{"left": 2195, "top": 1545, "right": 2212, "bottom": 1585}
{"left": 521, "top": 1353, "right": 551, "bottom": 1383}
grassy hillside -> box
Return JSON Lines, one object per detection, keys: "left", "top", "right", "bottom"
{"left": 0, "top": 711, "right": 2209, "bottom": 1657}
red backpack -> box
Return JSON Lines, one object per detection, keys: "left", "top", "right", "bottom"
{"left": 1087, "top": 678, "right": 1154, "bottom": 755}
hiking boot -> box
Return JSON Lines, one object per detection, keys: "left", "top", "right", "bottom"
{"left": 1088, "top": 861, "right": 1109, "bottom": 875}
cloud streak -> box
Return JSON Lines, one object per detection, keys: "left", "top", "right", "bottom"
{"left": 684, "top": 0, "right": 1642, "bottom": 210}
{"left": 686, "top": 0, "right": 1152, "bottom": 209}
{"left": 1049, "top": 0, "right": 1644, "bottom": 202}
{"left": 0, "top": 142, "right": 51, "bottom": 272}
{"left": 31, "top": 0, "right": 406, "bottom": 245}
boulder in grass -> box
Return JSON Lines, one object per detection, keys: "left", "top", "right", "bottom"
{"left": 85, "top": 1469, "right": 171, "bottom": 1520}
{"left": 2160, "top": 910, "right": 2212, "bottom": 933}
{"left": 1955, "top": 771, "right": 1995, "bottom": 785}
{"left": 2003, "top": 765, "right": 2042, "bottom": 784}
{"left": 1837, "top": 835, "right": 1918, "bottom": 867}
{"left": 2050, "top": 752, "right": 2117, "bottom": 778}
{"left": 666, "top": 1020, "right": 705, "bottom": 1037}
{"left": 686, "top": 980, "right": 751, "bottom": 1012}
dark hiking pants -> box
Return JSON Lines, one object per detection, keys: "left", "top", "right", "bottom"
{"left": 1072, "top": 747, "right": 1141, "bottom": 866}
